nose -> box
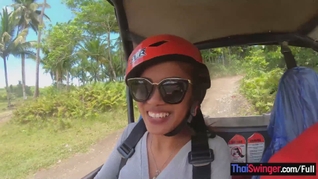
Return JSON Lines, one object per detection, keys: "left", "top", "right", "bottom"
{"left": 147, "top": 87, "right": 165, "bottom": 105}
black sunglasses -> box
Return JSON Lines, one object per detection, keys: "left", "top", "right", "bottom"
{"left": 126, "top": 77, "right": 192, "bottom": 104}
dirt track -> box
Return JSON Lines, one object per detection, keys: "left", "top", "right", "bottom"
{"left": 25, "top": 75, "right": 254, "bottom": 179}
{"left": 201, "top": 75, "right": 256, "bottom": 118}
{"left": 26, "top": 130, "right": 124, "bottom": 179}
{"left": 0, "top": 111, "right": 12, "bottom": 126}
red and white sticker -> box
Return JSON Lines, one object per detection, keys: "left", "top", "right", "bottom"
{"left": 247, "top": 133, "right": 265, "bottom": 163}
{"left": 228, "top": 134, "right": 246, "bottom": 163}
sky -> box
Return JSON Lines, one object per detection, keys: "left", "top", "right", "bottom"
{"left": 0, "top": 0, "right": 75, "bottom": 88}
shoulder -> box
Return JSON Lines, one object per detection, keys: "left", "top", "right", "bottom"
{"left": 207, "top": 135, "right": 229, "bottom": 151}
{"left": 119, "top": 122, "right": 138, "bottom": 142}
{"left": 207, "top": 135, "right": 231, "bottom": 160}
{"left": 208, "top": 135, "right": 232, "bottom": 179}
{"left": 124, "top": 122, "right": 138, "bottom": 134}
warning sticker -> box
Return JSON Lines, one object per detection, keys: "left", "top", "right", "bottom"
{"left": 247, "top": 133, "right": 265, "bottom": 163}
{"left": 228, "top": 134, "right": 246, "bottom": 163}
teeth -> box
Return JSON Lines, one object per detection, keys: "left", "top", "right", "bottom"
{"left": 148, "top": 111, "right": 170, "bottom": 118}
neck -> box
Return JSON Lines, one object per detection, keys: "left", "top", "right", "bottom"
{"left": 149, "top": 127, "right": 192, "bottom": 153}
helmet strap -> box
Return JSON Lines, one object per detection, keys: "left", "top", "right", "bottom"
{"left": 164, "top": 102, "right": 199, "bottom": 137}
{"left": 164, "top": 111, "right": 191, "bottom": 136}
{"left": 189, "top": 108, "right": 208, "bottom": 134}
{"left": 190, "top": 101, "right": 200, "bottom": 116}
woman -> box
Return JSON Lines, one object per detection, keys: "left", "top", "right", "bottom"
{"left": 95, "top": 34, "right": 231, "bottom": 179}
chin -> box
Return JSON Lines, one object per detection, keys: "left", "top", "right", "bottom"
{"left": 144, "top": 123, "right": 172, "bottom": 135}
{"left": 148, "top": 130, "right": 167, "bottom": 135}
{"left": 146, "top": 125, "right": 166, "bottom": 134}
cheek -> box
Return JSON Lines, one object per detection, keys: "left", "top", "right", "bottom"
{"left": 137, "top": 102, "right": 142, "bottom": 107}
{"left": 136, "top": 102, "right": 145, "bottom": 113}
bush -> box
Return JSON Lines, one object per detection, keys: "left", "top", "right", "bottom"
{"left": 240, "top": 47, "right": 284, "bottom": 114}
{"left": 0, "top": 92, "right": 6, "bottom": 101}
{"left": 0, "top": 82, "right": 33, "bottom": 102}
{"left": 12, "top": 82, "right": 136, "bottom": 124}
{"left": 10, "top": 82, "right": 33, "bottom": 98}
{"left": 240, "top": 68, "right": 283, "bottom": 114}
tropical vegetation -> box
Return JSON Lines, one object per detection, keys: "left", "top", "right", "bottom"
{"left": 1, "top": 0, "right": 318, "bottom": 178}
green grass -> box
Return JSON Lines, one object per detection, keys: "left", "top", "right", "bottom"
{"left": 0, "top": 98, "right": 32, "bottom": 112}
{"left": 0, "top": 109, "right": 139, "bottom": 179}
{"left": 0, "top": 100, "right": 7, "bottom": 111}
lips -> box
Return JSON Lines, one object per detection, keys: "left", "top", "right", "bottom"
{"left": 147, "top": 111, "right": 171, "bottom": 125}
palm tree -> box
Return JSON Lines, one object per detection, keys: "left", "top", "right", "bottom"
{"left": 34, "top": 0, "right": 47, "bottom": 98}
{"left": 0, "top": 7, "right": 36, "bottom": 107}
{"left": 10, "top": 0, "right": 50, "bottom": 100}
{"left": 40, "top": 21, "right": 82, "bottom": 89}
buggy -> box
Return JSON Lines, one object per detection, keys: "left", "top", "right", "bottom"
{"left": 83, "top": 0, "right": 318, "bottom": 178}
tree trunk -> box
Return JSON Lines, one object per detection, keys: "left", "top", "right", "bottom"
{"left": 21, "top": 53, "right": 27, "bottom": 100}
{"left": 34, "top": 46, "right": 41, "bottom": 97}
{"left": 222, "top": 48, "right": 225, "bottom": 66}
{"left": 20, "top": 23, "right": 28, "bottom": 100}
{"left": 49, "top": 71, "right": 54, "bottom": 83}
{"left": 56, "top": 70, "right": 62, "bottom": 89}
{"left": 228, "top": 47, "right": 232, "bottom": 65}
{"left": 100, "top": 63, "right": 104, "bottom": 81}
{"left": 66, "top": 72, "right": 70, "bottom": 92}
{"left": 80, "top": 69, "right": 85, "bottom": 85}
{"left": 3, "top": 57, "right": 11, "bottom": 107}
{"left": 106, "top": 26, "right": 117, "bottom": 80}
{"left": 34, "top": 0, "right": 46, "bottom": 98}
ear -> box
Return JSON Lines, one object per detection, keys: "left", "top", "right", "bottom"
{"left": 190, "top": 101, "right": 200, "bottom": 116}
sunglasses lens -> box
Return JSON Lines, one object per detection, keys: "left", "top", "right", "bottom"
{"left": 127, "top": 79, "right": 152, "bottom": 102}
{"left": 159, "top": 79, "right": 189, "bottom": 104}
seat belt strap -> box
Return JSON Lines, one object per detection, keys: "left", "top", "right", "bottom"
{"left": 117, "top": 111, "right": 214, "bottom": 179}
{"left": 116, "top": 119, "right": 147, "bottom": 178}
{"left": 189, "top": 109, "right": 214, "bottom": 179}
{"left": 281, "top": 41, "right": 297, "bottom": 69}
{"left": 190, "top": 134, "right": 214, "bottom": 179}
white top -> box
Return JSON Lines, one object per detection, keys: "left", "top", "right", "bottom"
{"left": 95, "top": 123, "right": 231, "bottom": 179}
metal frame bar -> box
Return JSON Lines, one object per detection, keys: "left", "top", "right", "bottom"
{"left": 110, "top": 0, "right": 135, "bottom": 123}
{"left": 205, "top": 114, "right": 270, "bottom": 128}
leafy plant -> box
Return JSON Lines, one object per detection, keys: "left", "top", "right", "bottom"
{"left": 240, "top": 47, "right": 284, "bottom": 114}
{"left": 12, "top": 82, "right": 137, "bottom": 124}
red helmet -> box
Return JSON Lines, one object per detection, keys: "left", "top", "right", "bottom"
{"left": 125, "top": 34, "right": 211, "bottom": 89}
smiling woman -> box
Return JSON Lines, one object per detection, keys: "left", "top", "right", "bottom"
{"left": 94, "top": 34, "right": 231, "bottom": 179}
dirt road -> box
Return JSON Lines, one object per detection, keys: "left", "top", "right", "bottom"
{"left": 0, "top": 110, "right": 12, "bottom": 126}
{"left": 201, "top": 75, "right": 256, "bottom": 117}
{"left": 26, "top": 75, "right": 254, "bottom": 179}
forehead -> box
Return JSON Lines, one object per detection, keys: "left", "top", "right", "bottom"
{"left": 140, "top": 61, "right": 193, "bottom": 81}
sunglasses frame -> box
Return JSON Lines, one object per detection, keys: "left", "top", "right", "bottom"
{"left": 127, "top": 77, "right": 193, "bottom": 104}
